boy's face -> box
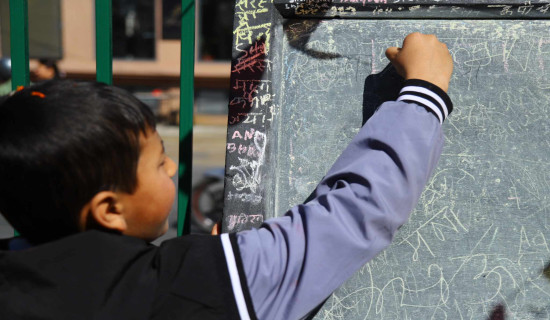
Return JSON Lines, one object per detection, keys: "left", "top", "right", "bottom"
{"left": 117, "top": 129, "right": 177, "bottom": 241}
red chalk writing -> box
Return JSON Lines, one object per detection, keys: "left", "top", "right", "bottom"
{"left": 233, "top": 41, "right": 271, "bottom": 74}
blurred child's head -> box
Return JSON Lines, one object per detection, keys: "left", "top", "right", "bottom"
{"left": 31, "top": 59, "right": 60, "bottom": 82}
{"left": 0, "top": 80, "right": 176, "bottom": 244}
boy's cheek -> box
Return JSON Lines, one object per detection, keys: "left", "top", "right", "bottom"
{"left": 166, "top": 180, "right": 177, "bottom": 209}
{"left": 159, "top": 218, "right": 170, "bottom": 236}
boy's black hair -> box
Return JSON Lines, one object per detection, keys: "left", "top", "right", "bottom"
{"left": 0, "top": 80, "right": 156, "bottom": 244}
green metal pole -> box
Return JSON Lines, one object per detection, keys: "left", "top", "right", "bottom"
{"left": 178, "top": 0, "right": 195, "bottom": 236}
{"left": 95, "top": 0, "right": 112, "bottom": 84}
{"left": 9, "top": 0, "right": 29, "bottom": 237}
{"left": 9, "top": 0, "right": 30, "bottom": 90}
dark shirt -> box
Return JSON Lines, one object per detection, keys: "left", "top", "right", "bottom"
{"left": 0, "top": 231, "right": 255, "bottom": 320}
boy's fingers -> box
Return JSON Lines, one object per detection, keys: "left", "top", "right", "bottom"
{"left": 385, "top": 47, "right": 400, "bottom": 62}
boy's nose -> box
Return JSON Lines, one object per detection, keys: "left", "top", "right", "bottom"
{"left": 167, "top": 157, "right": 177, "bottom": 178}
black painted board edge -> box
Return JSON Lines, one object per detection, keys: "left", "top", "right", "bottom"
{"left": 275, "top": 0, "right": 546, "bottom": 2}
{"left": 222, "top": 1, "right": 282, "bottom": 233}
{"left": 274, "top": 1, "right": 550, "bottom": 19}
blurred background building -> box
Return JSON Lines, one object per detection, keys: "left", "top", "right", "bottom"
{"left": 0, "top": 0, "right": 232, "bottom": 237}
{"left": 0, "top": 0, "right": 233, "bottom": 124}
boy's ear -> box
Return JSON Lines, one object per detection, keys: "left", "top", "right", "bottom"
{"left": 79, "top": 191, "right": 127, "bottom": 232}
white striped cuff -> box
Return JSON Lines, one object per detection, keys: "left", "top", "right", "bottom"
{"left": 397, "top": 79, "right": 453, "bottom": 124}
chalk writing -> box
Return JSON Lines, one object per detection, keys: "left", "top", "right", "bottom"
{"left": 227, "top": 142, "right": 263, "bottom": 157}
{"left": 227, "top": 191, "right": 263, "bottom": 204}
{"left": 233, "top": 41, "right": 272, "bottom": 74}
{"left": 229, "top": 79, "right": 275, "bottom": 126}
{"left": 230, "top": 80, "right": 272, "bottom": 109}
{"left": 277, "top": 0, "right": 550, "bottom": 18}
{"left": 225, "top": 0, "right": 277, "bottom": 233}
{"left": 234, "top": 0, "right": 271, "bottom": 52}
{"left": 266, "top": 18, "right": 550, "bottom": 319}
{"left": 226, "top": 213, "right": 264, "bottom": 231}
{"left": 229, "top": 130, "right": 266, "bottom": 193}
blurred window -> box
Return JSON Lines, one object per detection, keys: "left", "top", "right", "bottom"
{"left": 161, "top": 0, "right": 181, "bottom": 40}
{"left": 0, "top": 0, "right": 62, "bottom": 59}
{"left": 112, "top": 0, "right": 155, "bottom": 60}
{"left": 198, "top": 0, "right": 233, "bottom": 61}
{"left": 162, "top": 0, "right": 234, "bottom": 61}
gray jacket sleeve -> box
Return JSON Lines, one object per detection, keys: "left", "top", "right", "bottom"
{"left": 233, "top": 80, "right": 453, "bottom": 320}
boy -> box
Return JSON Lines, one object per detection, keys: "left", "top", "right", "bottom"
{"left": 0, "top": 33, "right": 453, "bottom": 319}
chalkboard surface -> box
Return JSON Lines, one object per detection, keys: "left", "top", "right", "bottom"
{"left": 225, "top": 2, "right": 550, "bottom": 318}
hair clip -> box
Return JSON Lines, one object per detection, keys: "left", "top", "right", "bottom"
{"left": 31, "top": 91, "right": 46, "bottom": 99}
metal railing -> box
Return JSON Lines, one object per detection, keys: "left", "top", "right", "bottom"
{"left": 8, "top": 0, "right": 195, "bottom": 237}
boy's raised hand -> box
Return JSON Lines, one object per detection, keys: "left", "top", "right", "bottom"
{"left": 385, "top": 33, "right": 453, "bottom": 92}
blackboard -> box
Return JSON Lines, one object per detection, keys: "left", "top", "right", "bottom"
{"left": 224, "top": 1, "right": 550, "bottom": 318}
